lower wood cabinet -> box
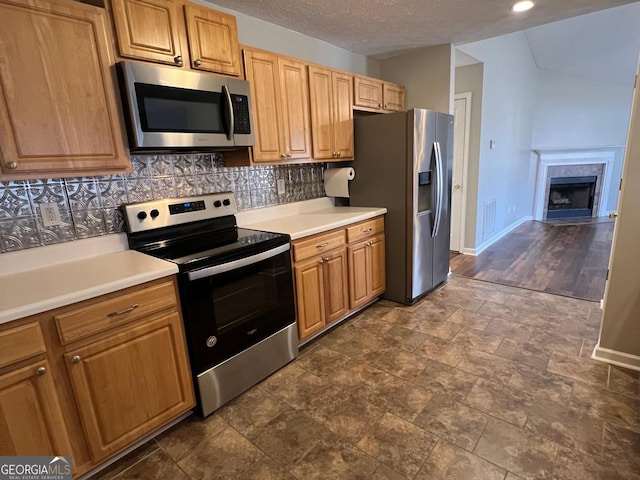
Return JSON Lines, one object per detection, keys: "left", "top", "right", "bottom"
{"left": 294, "top": 245, "right": 349, "bottom": 340}
{"left": 348, "top": 234, "right": 386, "bottom": 309}
{"left": 65, "top": 311, "right": 194, "bottom": 461}
{"left": 0, "top": 277, "right": 194, "bottom": 477}
{"left": 0, "top": 359, "right": 73, "bottom": 457}
{"left": 293, "top": 216, "right": 385, "bottom": 342}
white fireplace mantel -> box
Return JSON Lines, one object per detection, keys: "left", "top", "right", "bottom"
{"left": 533, "top": 149, "right": 614, "bottom": 221}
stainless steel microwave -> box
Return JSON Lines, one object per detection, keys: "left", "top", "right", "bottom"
{"left": 117, "top": 61, "right": 253, "bottom": 152}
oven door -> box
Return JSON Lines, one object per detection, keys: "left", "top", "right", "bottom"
{"left": 179, "top": 243, "right": 296, "bottom": 373}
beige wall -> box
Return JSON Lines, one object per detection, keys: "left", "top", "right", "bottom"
{"left": 597, "top": 63, "right": 640, "bottom": 361}
{"left": 380, "top": 44, "right": 455, "bottom": 114}
{"left": 454, "top": 63, "right": 484, "bottom": 251}
{"left": 199, "top": 1, "right": 381, "bottom": 77}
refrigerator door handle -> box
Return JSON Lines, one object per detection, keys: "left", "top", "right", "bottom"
{"left": 432, "top": 141, "right": 444, "bottom": 238}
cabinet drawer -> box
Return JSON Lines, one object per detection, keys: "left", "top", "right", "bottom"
{"left": 0, "top": 323, "right": 46, "bottom": 368}
{"left": 347, "top": 217, "right": 384, "bottom": 244}
{"left": 55, "top": 281, "right": 178, "bottom": 344}
{"left": 293, "top": 230, "right": 346, "bottom": 263}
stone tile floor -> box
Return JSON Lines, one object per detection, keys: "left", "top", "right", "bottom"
{"left": 93, "top": 276, "right": 640, "bottom": 480}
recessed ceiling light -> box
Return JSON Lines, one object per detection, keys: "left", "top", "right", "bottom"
{"left": 512, "top": 1, "right": 534, "bottom": 12}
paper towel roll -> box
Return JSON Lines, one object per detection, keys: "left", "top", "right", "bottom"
{"left": 324, "top": 167, "right": 355, "bottom": 198}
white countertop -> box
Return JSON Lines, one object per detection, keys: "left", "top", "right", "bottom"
{"left": 0, "top": 237, "right": 178, "bottom": 325}
{"left": 236, "top": 198, "right": 387, "bottom": 240}
{"left": 0, "top": 198, "right": 384, "bottom": 325}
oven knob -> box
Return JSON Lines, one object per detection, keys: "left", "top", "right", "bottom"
{"left": 206, "top": 336, "right": 217, "bottom": 348}
{"left": 150, "top": 209, "right": 159, "bottom": 218}
{"left": 137, "top": 211, "right": 147, "bottom": 220}
{"left": 213, "top": 200, "right": 222, "bottom": 208}
{"left": 223, "top": 198, "right": 231, "bottom": 206}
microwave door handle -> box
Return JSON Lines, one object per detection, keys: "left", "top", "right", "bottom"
{"left": 187, "top": 243, "right": 290, "bottom": 281}
{"left": 222, "top": 84, "right": 234, "bottom": 141}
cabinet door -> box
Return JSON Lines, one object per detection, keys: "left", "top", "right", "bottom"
{"left": 322, "top": 248, "right": 350, "bottom": 323}
{"left": 111, "top": 0, "right": 185, "bottom": 67}
{"left": 184, "top": 3, "right": 240, "bottom": 76}
{"left": 369, "top": 234, "right": 386, "bottom": 297}
{"left": 294, "top": 257, "right": 325, "bottom": 340}
{"left": 0, "top": 0, "right": 129, "bottom": 177}
{"left": 354, "top": 76, "right": 383, "bottom": 110}
{"left": 0, "top": 360, "right": 73, "bottom": 456}
{"left": 278, "top": 57, "right": 312, "bottom": 160}
{"left": 243, "top": 49, "right": 284, "bottom": 162}
{"left": 348, "top": 241, "right": 369, "bottom": 309}
{"left": 332, "top": 72, "right": 354, "bottom": 159}
{"left": 308, "top": 65, "right": 335, "bottom": 160}
{"left": 383, "top": 83, "right": 405, "bottom": 112}
{"left": 65, "top": 312, "right": 194, "bottom": 461}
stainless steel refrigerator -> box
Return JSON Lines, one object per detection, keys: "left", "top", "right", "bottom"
{"left": 350, "top": 109, "right": 454, "bottom": 305}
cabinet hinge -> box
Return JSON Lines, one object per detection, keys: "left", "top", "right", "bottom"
{"left": 620, "top": 178, "right": 623, "bottom": 191}
{"left": 606, "top": 269, "right": 610, "bottom": 281}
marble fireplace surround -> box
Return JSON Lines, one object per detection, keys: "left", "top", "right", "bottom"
{"left": 533, "top": 149, "right": 614, "bottom": 221}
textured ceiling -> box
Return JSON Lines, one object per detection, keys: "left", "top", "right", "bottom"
{"left": 207, "top": 0, "right": 639, "bottom": 59}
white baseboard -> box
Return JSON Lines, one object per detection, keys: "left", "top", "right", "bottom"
{"left": 464, "top": 216, "right": 533, "bottom": 257}
{"left": 592, "top": 344, "right": 640, "bottom": 372}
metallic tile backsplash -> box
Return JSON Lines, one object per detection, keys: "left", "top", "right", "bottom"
{"left": 0, "top": 154, "right": 325, "bottom": 253}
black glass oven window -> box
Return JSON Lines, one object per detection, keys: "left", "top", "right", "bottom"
{"left": 135, "top": 83, "right": 224, "bottom": 133}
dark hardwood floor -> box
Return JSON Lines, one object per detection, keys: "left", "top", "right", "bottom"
{"left": 450, "top": 220, "right": 615, "bottom": 301}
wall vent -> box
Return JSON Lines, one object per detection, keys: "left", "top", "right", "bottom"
{"left": 482, "top": 198, "right": 496, "bottom": 241}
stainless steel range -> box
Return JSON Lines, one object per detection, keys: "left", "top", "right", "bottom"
{"left": 121, "top": 193, "right": 297, "bottom": 417}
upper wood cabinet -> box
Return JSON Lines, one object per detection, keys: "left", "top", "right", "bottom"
{"left": 243, "top": 48, "right": 311, "bottom": 163}
{"left": 308, "top": 65, "right": 354, "bottom": 161}
{"left": 354, "top": 75, "right": 405, "bottom": 113}
{"left": 0, "top": 0, "right": 129, "bottom": 179}
{"left": 110, "top": 0, "right": 241, "bottom": 76}
{"left": 110, "top": 0, "right": 185, "bottom": 67}
{"left": 184, "top": 3, "right": 241, "bottom": 75}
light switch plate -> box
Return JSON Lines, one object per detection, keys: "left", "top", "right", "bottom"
{"left": 40, "top": 203, "right": 63, "bottom": 227}
{"left": 277, "top": 179, "right": 286, "bottom": 195}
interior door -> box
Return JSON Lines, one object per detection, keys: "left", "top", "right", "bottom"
{"left": 451, "top": 96, "right": 469, "bottom": 252}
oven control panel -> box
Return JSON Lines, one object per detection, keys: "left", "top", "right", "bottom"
{"left": 121, "top": 193, "right": 238, "bottom": 233}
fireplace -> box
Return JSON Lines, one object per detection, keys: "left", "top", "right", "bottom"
{"left": 547, "top": 176, "right": 597, "bottom": 218}
{"left": 533, "top": 149, "right": 614, "bottom": 221}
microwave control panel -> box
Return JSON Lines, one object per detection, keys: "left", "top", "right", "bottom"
{"left": 231, "top": 94, "right": 251, "bottom": 134}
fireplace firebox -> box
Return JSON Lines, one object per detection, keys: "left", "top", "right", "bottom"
{"left": 547, "top": 176, "right": 597, "bottom": 219}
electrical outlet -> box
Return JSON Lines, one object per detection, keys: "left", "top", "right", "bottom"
{"left": 40, "top": 203, "right": 63, "bottom": 227}
{"left": 277, "top": 179, "right": 286, "bottom": 196}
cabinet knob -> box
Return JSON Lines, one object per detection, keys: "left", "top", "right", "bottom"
{"left": 454, "top": 183, "right": 461, "bottom": 190}
{"left": 378, "top": 103, "right": 382, "bottom": 108}
{"left": 322, "top": 256, "right": 330, "bottom": 262}
{"left": 319, "top": 259, "right": 324, "bottom": 264}
{"left": 71, "top": 355, "right": 81, "bottom": 364}
{"left": 6, "top": 161, "right": 18, "bottom": 169}
{"left": 174, "top": 55, "right": 183, "bottom": 65}
{"left": 35, "top": 366, "right": 46, "bottom": 376}
{"left": 332, "top": 152, "right": 337, "bottom": 158}
{"left": 366, "top": 241, "right": 373, "bottom": 247}
{"left": 337, "top": 152, "right": 342, "bottom": 158}
{"left": 280, "top": 153, "right": 287, "bottom": 160}
{"left": 384, "top": 104, "right": 388, "bottom": 109}
{"left": 286, "top": 154, "right": 292, "bottom": 158}
{"left": 194, "top": 59, "right": 202, "bottom": 67}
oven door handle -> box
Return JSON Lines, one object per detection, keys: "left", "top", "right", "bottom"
{"left": 187, "top": 243, "right": 290, "bottom": 281}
